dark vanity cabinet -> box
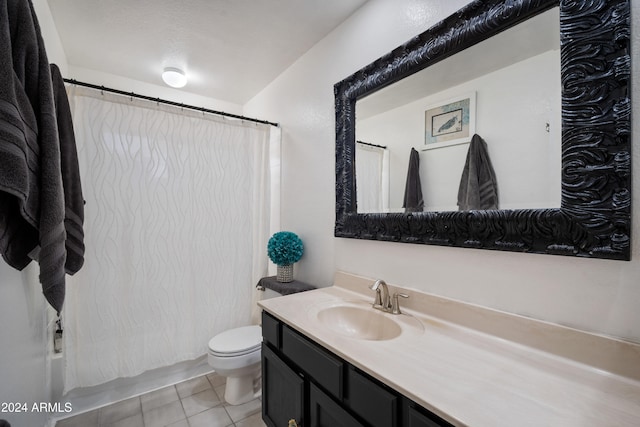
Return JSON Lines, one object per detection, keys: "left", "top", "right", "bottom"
{"left": 261, "top": 311, "right": 454, "bottom": 427}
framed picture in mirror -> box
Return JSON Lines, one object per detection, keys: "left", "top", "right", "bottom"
{"left": 424, "top": 92, "right": 476, "bottom": 150}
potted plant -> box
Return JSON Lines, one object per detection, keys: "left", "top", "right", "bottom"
{"left": 267, "top": 231, "right": 304, "bottom": 282}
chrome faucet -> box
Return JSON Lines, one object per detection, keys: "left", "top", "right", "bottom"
{"left": 370, "top": 280, "right": 410, "bottom": 314}
{"left": 369, "top": 279, "right": 391, "bottom": 312}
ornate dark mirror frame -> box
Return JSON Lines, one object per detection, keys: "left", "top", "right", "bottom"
{"left": 334, "top": 0, "right": 631, "bottom": 260}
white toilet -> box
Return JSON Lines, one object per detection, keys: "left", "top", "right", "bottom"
{"left": 207, "top": 288, "right": 281, "bottom": 405}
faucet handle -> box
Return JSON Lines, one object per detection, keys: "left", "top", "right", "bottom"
{"left": 391, "top": 293, "right": 409, "bottom": 315}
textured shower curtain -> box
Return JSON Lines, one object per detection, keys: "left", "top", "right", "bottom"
{"left": 356, "top": 144, "right": 389, "bottom": 212}
{"left": 63, "top": 87, "right": 274, "bottom": 391}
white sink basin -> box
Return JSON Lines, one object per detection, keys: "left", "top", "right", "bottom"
{"left": 310, "top": 300, "right": 423, "bottom": 341}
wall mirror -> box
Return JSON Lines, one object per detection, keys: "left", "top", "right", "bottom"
{"left": 335, "top": 0, "right": 631, "bottom": 260}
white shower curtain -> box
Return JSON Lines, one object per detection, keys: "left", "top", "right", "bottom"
{"left": 356, "top": 143, "right": 389, "bottom": 212}
{"left": 63, "top": 87, "right": 275, "bottom": 391}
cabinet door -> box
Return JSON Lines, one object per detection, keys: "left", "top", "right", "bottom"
{"left": 346, "top": 366, "right": 398, "bottom": 427}
{"left": 262, "top": 343, "right": 304, "bottom": 427}
{"left": 309, "top": 382, "right": 364, "bottom": 427}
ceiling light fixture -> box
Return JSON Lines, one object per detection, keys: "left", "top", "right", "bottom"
{"left": 162, "top": 67, "right": 187, "bottom": 88}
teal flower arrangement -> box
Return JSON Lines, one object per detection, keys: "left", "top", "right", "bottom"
{"left": 267, "top": 231, "right": 304, "bottom": 266}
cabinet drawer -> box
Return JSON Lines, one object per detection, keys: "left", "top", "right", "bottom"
{"left": 346, "top": 366, "right": 398, "bottom": 427}
{"left": 282, "top": 325, "right": 344, "bottom": 399}
{"left": 309, "top": 382, "right": 364, "bottom": 427}
{"left": 262, "top": 311, "right": 281, "bottom": 348}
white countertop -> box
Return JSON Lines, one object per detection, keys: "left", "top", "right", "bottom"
{"left": 258, "top": 272, "right": 640, "bottom": 427}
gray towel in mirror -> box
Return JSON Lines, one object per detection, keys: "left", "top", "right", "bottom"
{"left": 403, "top": 147, "right": 424, "bottom": 213}
{"left": 457, "top": 134, "right": 499, "bottom": 210}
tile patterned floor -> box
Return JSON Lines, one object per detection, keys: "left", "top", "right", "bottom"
{"left": 55, "top": 373, "right": 266, "bottom": 427}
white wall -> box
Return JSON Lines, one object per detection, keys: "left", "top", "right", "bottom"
{"left": 245, "top": 0, "right": 640, "bottom": 343}
{"left": 358, "top": 50, "right": 561, "bottom": 211}
{"left": 33, "top": 0, "right": 68, "bottom": 74}
{"left": 0, "top": 262, "right": 52, "bottom": 427}
{"left": 245, "top": 0, "right": 473, "bottom": 288}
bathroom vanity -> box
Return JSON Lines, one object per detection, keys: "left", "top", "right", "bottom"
{"left": 259, "top": 272, "right": 640, "bottom": 427}
{"left": 261, "top": 311, "right": 451, "bottom": 427}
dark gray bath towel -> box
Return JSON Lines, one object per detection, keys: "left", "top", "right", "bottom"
{"left": 51, "top": 63, "right": 85, "bottom": 275}
{"left": 403, "top": 147, "right": 424, "bottom": 213}
{"left": 457, "top": 134, "right": 499, "bottom": 210}
{"left": 0, "top": 0, "right": 67, "bottom": 312}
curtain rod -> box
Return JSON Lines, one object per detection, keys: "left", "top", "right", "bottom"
{"left": 357, "top": 140, "right": 387, "bottom": 149}
{"left": 63, "top": 78, "right": 279, "bottom": 127}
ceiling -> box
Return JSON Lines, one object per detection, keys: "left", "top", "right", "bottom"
{"left": 47, "top": 0, "right": 368, "bottom": 105}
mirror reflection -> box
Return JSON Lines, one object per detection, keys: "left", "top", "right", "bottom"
{"left": 355, "top": 7, "right": 560, "bottom": 213}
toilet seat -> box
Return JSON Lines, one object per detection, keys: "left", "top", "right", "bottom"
{"left": 208, "top": 325, "right": 261, "bottom": 357}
